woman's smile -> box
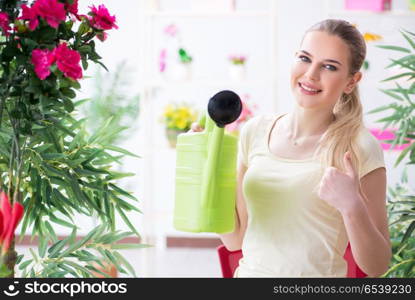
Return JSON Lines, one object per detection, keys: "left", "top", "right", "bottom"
{"left": 298, "top": 82, "right": 322, "bottom": 95}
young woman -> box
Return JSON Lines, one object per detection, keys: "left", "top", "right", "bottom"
{"left": 191, "top": 19, "right": 391, "bottom": 277}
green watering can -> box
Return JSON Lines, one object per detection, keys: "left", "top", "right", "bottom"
{"left": 173, "top": 90, "right": 243, "bottom": 233}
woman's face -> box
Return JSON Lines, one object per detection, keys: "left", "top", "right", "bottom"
{"left": 290, "top": 30, "right": 361, "bottom": 110}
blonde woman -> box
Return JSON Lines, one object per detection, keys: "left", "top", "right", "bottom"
{"left": 191, "top": 19, "right": 391, "bottom": 277}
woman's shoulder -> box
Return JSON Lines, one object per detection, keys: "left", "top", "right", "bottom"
{"left": 241, "top": 113, "right": 285, "bottom": 133}
{"left": 357, "top": 126, "right": 383, "bottom": 153}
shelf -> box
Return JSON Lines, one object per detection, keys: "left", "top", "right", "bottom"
{"left": 328, "top": 9, "right": 415, "bottom": 17}
{"left": 144, "top": 10, "right": 271, "bottom": 18}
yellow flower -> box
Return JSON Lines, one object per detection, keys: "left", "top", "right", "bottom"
{"left": 162, "top": 103, "right": 198, "bottom": 130}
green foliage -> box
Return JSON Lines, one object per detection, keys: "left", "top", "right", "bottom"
{"left": 383, "top": 170, "right": 415, "bottom": 277}
{"left": 19, "top": 225, "right": 150, "bottom": 278}
{"left": 370, "top": 29, "right": 415, "bottom": 277}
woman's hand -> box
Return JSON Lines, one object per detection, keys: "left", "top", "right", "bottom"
{"left": 317, "top": 151, "right": 362, "bottom": 214}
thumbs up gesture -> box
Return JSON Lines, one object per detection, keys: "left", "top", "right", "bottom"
{"left": 317, "top": 151, "right": 361, "bottom": 214}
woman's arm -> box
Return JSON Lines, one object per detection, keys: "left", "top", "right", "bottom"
{"left": 218, "top": 162, "right": 248, "bottom": 251}
{"left": 342, "top": 167, "right": 392, "bottom": 277}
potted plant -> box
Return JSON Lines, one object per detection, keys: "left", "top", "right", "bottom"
{"left": 161, "top": 23, "right": 193, "bottom": 81}
{"left": 161, "top": 103, "right": 198, "bottom": 148}
{"left": 228, "top": 54, "right": 247, "bottom": 82}
{"left": 172, "top": 47, "right": 193, "bottom": 81}
{"left": 0, "top": 0, "right": 145, "bottom": 278}
{"left": 368, "top": 29, "right": 415, "bottom": 277}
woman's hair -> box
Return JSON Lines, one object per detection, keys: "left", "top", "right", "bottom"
{"left": 306, "top": 19, "right": 368, "bottom": 197}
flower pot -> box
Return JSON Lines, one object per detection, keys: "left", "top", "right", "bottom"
{"left": 344, "top": 0, "right": 391, "bottom": 11}
{"left": 228, "top": 64, "right": 246, "bottom": 82}
{"left": 171, "top": 63, "right": 192, "bottom": 81}
{"left": 165, "top": 128, "right": 186, "bottom": 148}
{"left": 190, "top": 0, "right": 235, "bottom": 12}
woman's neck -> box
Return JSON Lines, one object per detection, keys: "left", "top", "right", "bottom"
{"left": 284, "top": 108, "right": 334, "bottom": 140}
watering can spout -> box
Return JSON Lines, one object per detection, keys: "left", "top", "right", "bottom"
{"left": 174, "top": 90, "right": 242, "bottom": 233}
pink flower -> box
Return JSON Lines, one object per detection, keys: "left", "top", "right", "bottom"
{"left": 18, "top": 4, "right": 39, "bottom": 31}
{"left": 0, "top": 12, "right": 11, "bottom": 36}
{"left": 89, "top": 4, "right": 118, "bottom": 31}
{"left": 65, "top": 0, "right": 78, "bottom": 15}
{"left": 229, "top": 55, "right": 246, "bottom": 65}
{"left": 34, "top": 0, "right": 66, "bottom": 29}
{"left": 53, "top": 43, "right": 83, "bottom": 80}
{"left": 164, "top": 24, "right": 178, "bottom": 37}
{"left": 31, "top": 48, "right": 54, "bottom": 80}
{"left": 0, "top": 191, "right": 24, "bottom": 255}
{"left": 226, "top": 96, "right": 256, "bottom": 133}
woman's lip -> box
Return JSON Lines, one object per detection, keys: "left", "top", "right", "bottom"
{"left": 299, "top": 82, "right": 322, "bottom": 91}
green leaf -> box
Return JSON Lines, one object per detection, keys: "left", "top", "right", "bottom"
{"left": 389, "top": 58, "right": 415, "bottom": 72}
{"left": 19, "top": 259, "right": 33, "bottom": 270}
{"left": 61, "top": 88, "right": 77, "bottom": 99}
{"left": 386, "top": 54, "right": 414, "bottom": 69}
{"left": 379, "top": 89, "right": 404, "bottom": 102}
{"left": 38, "top": 236, "right": 48, "bottom": 258}
{"left": 366, "top": 104, "right": 395, "bottom": 115}
{"left": 394, "top": 142, "right": 415, "bottom": 167}
{"left": 48, "top": 238, "right": 69, "bottom": 258}
{"left": 103, "top": 145, "right": 140, "bottom": 158}
{"left": 113, "top": 251, "right": 136, "bottom": 276}
{"left": 115, "top": 205, "right": 141, "bottom": 238}
{"left": 400, "top": 221, "right": 415, "bottom": 245}
{"left": 400, "top": 30, "right": 415, "bottom": 50}
{"left": 62, "top": 97, "right": 75, "bottom": 113}
{"left": 110, "top": 243, "right": 150, "bottom": 250}
{"left": 44, "top": 221, "right": 58, "bottom": 243}
{"left": 380, "top": 72, "right": 414, "bottom": 83}
{"left": 58, "top": 225, "right": 104, "bottom": 258}
{"left": 109, "top": 184, "right": 138, "bottom": 201}
{"left": 49, "top": 214, "right": 77, "bottom": 229}
{"left": 74, "top": 98, "right": 91, "bottom": 107}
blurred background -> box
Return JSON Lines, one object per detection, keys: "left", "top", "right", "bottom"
{"left": 16, "top": 0, "right": 415, "bottom": 277}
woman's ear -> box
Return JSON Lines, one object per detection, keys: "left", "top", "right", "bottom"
{"left": 344, "top": 71, "right": 362, "bottom": 94}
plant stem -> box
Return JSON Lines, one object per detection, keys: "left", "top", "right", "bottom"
{"left": 4, "top": 240, "right": 16, "bottom": 278}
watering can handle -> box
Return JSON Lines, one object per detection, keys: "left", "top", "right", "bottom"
{"left": 199, "top": 113, "right": 224, "bottom": 227}
{"left": 197, "top": 113, "right": 215, "bottom": 133}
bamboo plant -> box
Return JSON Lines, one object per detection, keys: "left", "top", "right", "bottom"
{"left": 367, "top": 29, "right": 415, "bottom": 277}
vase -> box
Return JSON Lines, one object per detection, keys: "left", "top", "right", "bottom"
{"left": 91, "top": 261, "right": 118, "bottom": 278}
{"left": 165, "top": 128, "right": 186, "bottom": 148}
{"left": 228, "top": 64, "right": 246, "bottom": 82}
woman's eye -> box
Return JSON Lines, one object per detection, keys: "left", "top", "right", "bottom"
{"left": 297, "top": 55, "right": 337, "bottom": 71}
{"left": 324, "top": 64, "right": 337, "bottom": 71}
{"left": 298, "top": 55, "right": 310, "bottom": 62}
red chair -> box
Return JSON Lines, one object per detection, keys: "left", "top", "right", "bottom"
{"left": 217, "top": 242, "right": 367, "bottom": 278}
